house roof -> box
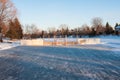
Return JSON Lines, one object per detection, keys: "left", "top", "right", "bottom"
{"left": 115, "top": 26, "right": 120, "bottom": 29}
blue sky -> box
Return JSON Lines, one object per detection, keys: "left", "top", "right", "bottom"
{"left": 12, "top": 0, "right": 120, "bottom": 30}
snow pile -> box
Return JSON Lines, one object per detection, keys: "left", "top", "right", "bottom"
{"left": 0, "top": 41, "right": 20, "bottom": 50}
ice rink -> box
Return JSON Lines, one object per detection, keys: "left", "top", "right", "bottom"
{"left": 0, "top": 45, "right": 120, "bottom": 80}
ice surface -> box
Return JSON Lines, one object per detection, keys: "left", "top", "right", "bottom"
{"left": 0, "top": 45, "right": 120, "bottom": 80}
{"left": 0, "top": 36, "right": 120, "bottom": 79}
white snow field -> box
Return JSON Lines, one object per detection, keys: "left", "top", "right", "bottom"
{"left": 100, "top": 36, "right": 120, "bottom": 48}
{"left": 0, "top": 36, "right": 120, "bottom": 80}
{"left": 0, "top": 41, "right": 20, "bottom": 50}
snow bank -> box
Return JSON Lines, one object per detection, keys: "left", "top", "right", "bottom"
{"left": 0, "top": 41, "right": 20, "bottom": 50}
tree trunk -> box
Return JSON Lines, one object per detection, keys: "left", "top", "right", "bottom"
{"left": 0, "top": 33, "right": 3, "bottom": 42}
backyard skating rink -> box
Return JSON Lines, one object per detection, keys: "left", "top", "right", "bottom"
{"left": 0, "top": 45, "right": 120, "bottom": 80}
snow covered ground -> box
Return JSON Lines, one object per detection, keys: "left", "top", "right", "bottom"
{"left": 100, "top": 36, "right": 120, "bottom": 47}
{"left": 0, "top": 41, "right": 20, "bottom": 50}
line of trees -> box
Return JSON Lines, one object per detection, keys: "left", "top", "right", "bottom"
{"left": 23, "top": 17, "right": 118, "bottom": 39}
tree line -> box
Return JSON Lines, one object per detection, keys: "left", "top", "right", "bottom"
{"left": 23, "top": 17, "right": 120, "bottom": 39}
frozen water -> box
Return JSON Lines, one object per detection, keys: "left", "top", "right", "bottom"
{"left": 0, "top": 36, "right": 120, "bottom": 80}
{"left": 0, "top": 46, "right": 120, "bottom": 80}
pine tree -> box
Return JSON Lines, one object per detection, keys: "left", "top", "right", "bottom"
{"left": 6, "top": 20, "right": 14, "bottom": 39}
{"left": 14, "top": 18, "right": 23, "bottom": 39}
{"left": 105, "top": 22, "right": 113, "bottom": 35}
{"left": 115, "top": 23, "right": 119, "bottom": 28}
{"left": 6, "top": 18, "right": 23, "bottom": 39}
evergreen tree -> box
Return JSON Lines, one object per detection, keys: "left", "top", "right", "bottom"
{"left": 105, "top": 22, "right": 113, "bottom": 35}
{"left": 115, "top": 23, "right": 119, "bottom": 28}
{"left": 6, "top": 20, "right": 14, "bottom": 39}
{"left": 14, "top": 18, "right": 23, "bottom": 39}
{"left": 6, "top": 18, "right": 23, "bottom": 39}
{"left": 90, "top": 27, "right": 96, "bottom": 37}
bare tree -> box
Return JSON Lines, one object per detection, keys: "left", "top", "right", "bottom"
{"left": 0, "top": 0, "right": 16, "bottom": 42}
{"left": 24, "top": 24, "right": 39, "bottom": 34}
{"left": 24, "top": 24, "right": 40, "bottom": 39}
{"left": 48, "top": 27, "right": 56, "bottom": 38}
{"left": 59, "top": 24, "right": 69, "bottom": 37}
{"left": 91, "top": 17, "right": 104, "bottom": 35}
{"left": 92, "top": 17, "right": 103, "bottom": 27}
{"left": 81, "top": 24, "right": 91, "bottom": 36}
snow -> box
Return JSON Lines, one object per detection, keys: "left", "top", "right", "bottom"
{"left": 98, "top": 35, "right": 120, "bottom": 50}
{"left": 0, "top": 41, "right": 20, "bottom": 50}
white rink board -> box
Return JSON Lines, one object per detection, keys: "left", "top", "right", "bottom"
{"left": 77, "top": 38, "right": 100, "bottom": 45}
{"left": 21, "top": 38, "right": 100, "bottom": 46}
{"left": 21, "top": 39, "right": 43, "bottom": 46}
